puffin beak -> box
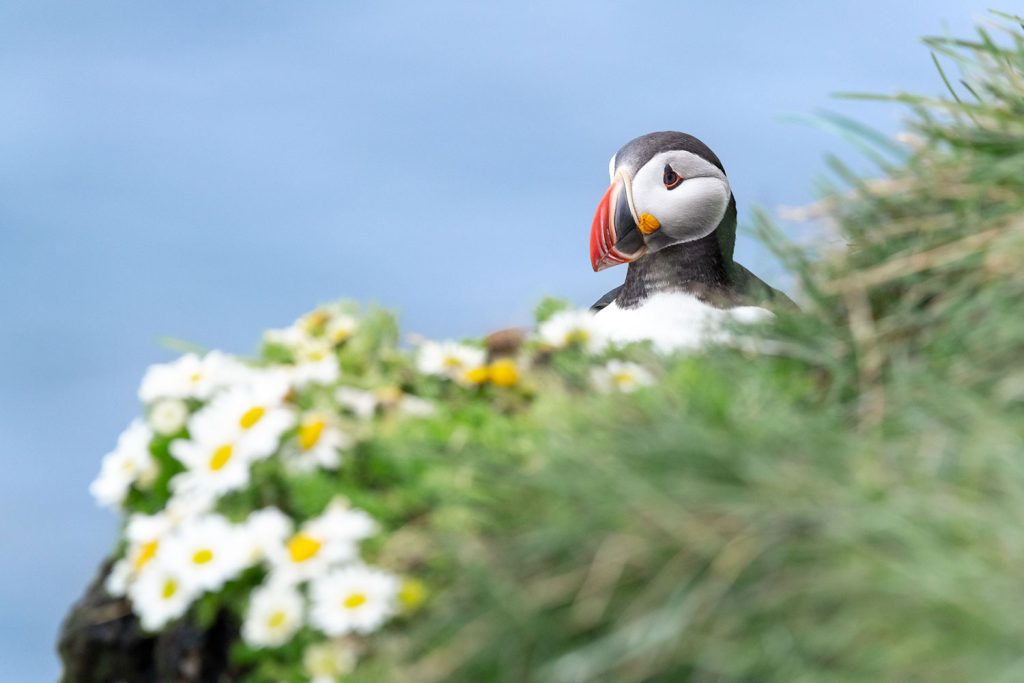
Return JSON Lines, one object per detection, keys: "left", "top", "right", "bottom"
{"left": 589, "top": 172, "right": 647, "bottom": 271}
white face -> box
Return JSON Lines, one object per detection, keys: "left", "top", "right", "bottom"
{"left": 628, "top": 150, "right": 731, "bottom": 245}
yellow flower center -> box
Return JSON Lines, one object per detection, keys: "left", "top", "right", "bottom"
{"left": 192, "top": 548, "right": 214, "bottom": 565}
{"left": 565, "top": 329, "right": 590, "bottom": 345}
{"left": 298, "top": 419, "right": 326, "bottom": 450}
{"left": 133, "top": 540, "right": 159, "bottom": 570}
{"left": 267, "top": 610, "right": 287, "bottom": 629}
{"left": 239, "top": 406, "right": 265, "bottom": 429}
{"left": 302, "top": 309, "right": 330, "bottom": 332}
{"left": 161, "top": 578, "right": 178, "bottom": 600}
{"left": 612, "top": 372, "right": 635, "bottom": 386}
{"left": 329, "top": 326, "right": 353, "bottom": 344}
{"left": 287, "top": 532, "right": 322, "bottom": 563}
{"left": 209, "top": 444, "right": 234, "bottom": 471}
{"left": 189, "top": 373, "right": 203, "bottom": 383}
{"left": 464, "top": 366, "right": 490, "bottom": 385}
{"left": 443, "top": 355, "right": 463, "bottom": 369}
{"left": 343, "top": 592, "right": 367, "bottom": 610}
{"left": 488, "top": 359, "right": 519, "bottom": 387}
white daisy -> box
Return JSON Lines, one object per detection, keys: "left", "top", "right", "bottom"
{"left": 309, "top": 565, "right": 399, "bottom": 636}
{"left": 293, "top": 336, "right": 336, "bottom": 364}
{"left": 325, "top": 314, "right": 359, "bottom": 345}
{"left": 285, "top": 356, "right": 341, "bottom": 390}
{"left": 310, "top": 500, "right": 377, "bottom": 546}
{"left": 297, "top": 307, "right": 332, "bottom": 332}
{"left": 266, "top": 501, "right": 376, "bottom": 584}
{"left": 106, "top": 513, "right": 169, "bottom": 597}
{"left": 591, "top": 360, "right": 655, "bottom": 393}
{"left": 128, "top": 561, "right": 199, "bottom": 631}
{"left": 90, "top": 420, "right": 157, "bottom": 509}
{"left": 163, "top": 488, "right": 217, "bottom": 524}
{"left": 303, "top": 640, "right": 358, "bottom": 683}
{"left": 396, "top": 394, "right": 436, "bottom": 418}
{"left": 242, "top": 507, "right": 293, "bottom": 564}
{"left": 106, "top": 501, "right": 210, "bottom": 597}
{"left": 147, "top": 399, "right": 189, "bottom": 436}
{"left": 284, "top": 411, "right": 351, "bottom": 473}
{"left": 126, "top": 511, "right": 175, "bottom": 548}
{"left": 105, "top": 558, "right": 135, "bottom": 598}
{"left": 537, "top": 310, "right": 608, "bottom": 353}
{"left": 335, "top": 387, "right": 378, "bottom": 420}
{"left": 263, "top": 324, "right": 311, "bottom": 351}
{"left": 296, "top": 305, "right": 359, "bottom": 345}
{"left": 160, "top": 514, "right": 249, "bottom": 592}
{"left": 360, "top": 387, "right": 436, "bottom": 419}
{"left": 267, "top": 529, "right": 338, "bottom": 584}
{"left": 241, "top": 581, "right": 305, "bottom": 648}
{"left": 169, "top": 427, "right": 259, "bottom": 498}
{"left": 189, "top": 374, "right": 295, "bottom": 460}
{"left": 415, "top": 340, "right": 487, "bottom": 385}
{"left": 137, "top": 351, "right": 244, "bottom": 404}
{"left": 268, "top": 312, "right": 337, "bottom": 364}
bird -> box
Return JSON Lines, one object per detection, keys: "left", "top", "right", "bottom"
{"left": 588, "top": 131, "right": 794, "bottom": 351}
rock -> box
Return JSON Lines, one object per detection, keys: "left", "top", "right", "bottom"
{"left": 57, "top": 560, "right": 239, "bottom": 683}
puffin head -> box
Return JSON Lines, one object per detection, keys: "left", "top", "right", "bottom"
{"left": 590, "top": 131, "right": 733, "bottom": 271}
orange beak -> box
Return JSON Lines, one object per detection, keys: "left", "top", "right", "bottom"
{"left": 589, "top": 173, "right": 646, "bottom": 271}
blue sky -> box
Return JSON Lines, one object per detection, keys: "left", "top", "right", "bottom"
{"left": 0, "top": 1, "right": 998, "bottom": 679}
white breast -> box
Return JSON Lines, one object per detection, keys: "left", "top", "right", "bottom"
{"left": 593, "top": 291, "right": 773, "bottom": 353}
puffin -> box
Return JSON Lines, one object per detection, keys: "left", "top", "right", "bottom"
{"left": 588, "top": 131, "right": 793, "bottom": 350}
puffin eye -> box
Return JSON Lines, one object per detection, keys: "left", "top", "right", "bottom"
{"left": 663, "top": 164, "right": 683, "bottom": 189}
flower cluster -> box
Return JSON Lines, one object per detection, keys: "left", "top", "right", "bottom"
{"left": 91, "top": 305, "right": 413, "bottom": 679}
{"left": 90, "top": 300, "right": 658, "bottom": 680}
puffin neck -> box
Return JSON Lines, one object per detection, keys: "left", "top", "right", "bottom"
{"left": 615, "top": 197, "right": 737, "bottom": 310}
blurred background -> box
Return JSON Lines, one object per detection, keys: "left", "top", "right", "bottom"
{"left": 0, "top": 1, "right": 996, "bottom": 680}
